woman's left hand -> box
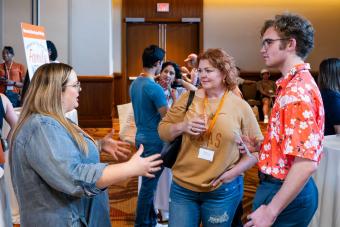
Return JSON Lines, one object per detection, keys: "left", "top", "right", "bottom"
{"left": 211, "top": 170, "right": 236, "bottom": 187}
{"left": 99, "top": 130, "right": 131, "bottom": 161}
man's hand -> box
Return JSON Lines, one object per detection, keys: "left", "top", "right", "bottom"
{"left": 244, "top": 204, "right": 277, "bottom": 227}
{"left": 99, "top": 129, "right": 131, "bottom": 161}
{"left": 238, "top": 135, "right": 262, "bottom": 154}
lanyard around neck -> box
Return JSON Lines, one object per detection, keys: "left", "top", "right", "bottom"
{"left": 203, "top": 90, "right": 228, "bottom": 137}
{"left": 4, "top": 62, "right": 13, "bottom": 78}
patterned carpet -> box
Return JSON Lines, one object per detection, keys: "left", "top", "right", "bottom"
{"left": 83, "top": 122, "right": 268, "bottom": 227}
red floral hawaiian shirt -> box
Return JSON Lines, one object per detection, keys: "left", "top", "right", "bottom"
{"left": 258, "top": 63, "right": 324, "bottom": 180}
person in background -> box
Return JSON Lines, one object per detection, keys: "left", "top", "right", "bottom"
{"left": 130, "top": 45, "right": 168, "bottom": 227}
{"left": 159, "top": 48, "right": 262, "bottom": 227}
{"left": 10, "top": 63, "right": 162, "bottom": 227}
{"left": 154, "top": 61, "right": 181, "bottom": 223}
{"left": 181, "top": 53, "right": 200, "bottom": 87}
{"left": 46, "top": 40, "right": 59, "bottom": 63}
{"left": 0, "top": 93, "right": 18, "bottom": 227}
{"left": 235, "top": 66, "right": 256, "bottom": 86}
{"left": 256, "top": 68, "right": 276, "bottom": 123}
{"left": 318, "top": 58, "right": 340, "bottom": 135}
{"left": 157, "top": 61, "right": 180, "bottom": 106}
{"left": 244, "top": 13, "right": 324, "bottom": 227}
{"left": 157, "top": 61, "right": 197, "bottom": 103}
{"left": 0, "top": 46, "right": 26, "bottom": 107}
{"left": 233, "top": 67, "right": 256, "bottom": 98}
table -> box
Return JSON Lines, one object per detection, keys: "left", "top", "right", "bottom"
{"left": 310, "top": 135, "right": 340, "bottom": 227}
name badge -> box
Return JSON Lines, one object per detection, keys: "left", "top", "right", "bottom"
{"left": 198, "top": 147, "right": 214, "bottom": 162}
{"left": 7, "top": 86, "right": 13, "bottom": 91}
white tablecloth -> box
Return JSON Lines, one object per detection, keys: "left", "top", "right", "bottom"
{"left": 310, "top": 135, "right": 340, "bottom": 227}
{"left": 2, "top": 108, "right": 78, "bottom": 224}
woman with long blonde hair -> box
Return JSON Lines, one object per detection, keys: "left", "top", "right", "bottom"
{"left": 10, "top": 63, "right": 162, "bottom": 227}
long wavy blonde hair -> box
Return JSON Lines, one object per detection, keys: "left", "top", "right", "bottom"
{"left": 12, "top": 63, "right": 90, "bottom": 153}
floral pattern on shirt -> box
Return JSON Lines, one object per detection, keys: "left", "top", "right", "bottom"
{"left": 258, "top": 63, "right": 324, "bottom": 180}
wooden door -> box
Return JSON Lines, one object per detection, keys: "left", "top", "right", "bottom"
{"left": 165, "top": 23, "right": 199, "bottom": 66}
{"left": 124, "top": 22, "right": 200, "bottom": 103}
{"left": 126, "top": 23, "right": 159, "bottom": 78}
{"left": 126, "top": 22, "right": 199, "bottom": 78}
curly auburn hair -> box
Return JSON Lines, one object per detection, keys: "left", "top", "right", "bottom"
{"left": 261, "top": 13, "right": 314, "bottom": 59}
{"left": 197, "top": 48, "right": 238, "bottom": 91}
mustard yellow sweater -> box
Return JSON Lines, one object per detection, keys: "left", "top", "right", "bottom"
{"left": 158, "top": 91, "right": 263, "bottom": 192}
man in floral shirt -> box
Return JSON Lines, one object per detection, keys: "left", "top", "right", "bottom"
{"left": 244, "top": 13, "right": 324, "bottom": 227}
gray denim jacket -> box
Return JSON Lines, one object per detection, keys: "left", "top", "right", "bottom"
{"left": 10, "top": 114, "right": 111, "bottom": 227}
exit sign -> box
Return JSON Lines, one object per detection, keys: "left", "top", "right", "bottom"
{"left": 157, "top": 3, "right": 170, "bottom": 12}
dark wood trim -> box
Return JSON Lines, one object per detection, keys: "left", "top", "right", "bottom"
{"left": 143, "top": 18, "right": 183, "bottom": 23}
{"left": 77, "top": 75, "right": 114, "bottom": 128}
{"left": 78, "top": 75, "right": 113, "bottom": 81}
{"left": 113, "top": 72, "right": 122, "bottom": 79}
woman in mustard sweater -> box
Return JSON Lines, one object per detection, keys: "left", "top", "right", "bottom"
{"left": 159, "top": 48, "right": 263, "bottom": 227}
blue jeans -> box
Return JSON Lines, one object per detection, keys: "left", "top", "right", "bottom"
{"left": 169, "top": 176, "right": 243, "bottom": 227}
{"left": 253, "top": 177, "right": 318, "bottom": 227}
{"left": 134, "top": 140, "right": 164, "bottom": 227}
{"left": 5, "top": 90, "right": 20, "bottom": 107}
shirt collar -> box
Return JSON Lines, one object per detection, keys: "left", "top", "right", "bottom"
{"left": 276, "top": 63, "right": 311, "bottom": 91}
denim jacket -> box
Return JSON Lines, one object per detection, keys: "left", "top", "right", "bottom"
{"left": 10, "top": 114, "right": 111, "bottom": 227}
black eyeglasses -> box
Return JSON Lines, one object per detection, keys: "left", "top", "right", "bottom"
{"left": 261, "top": 38, "right": 290, "bottom": 49}
{"left": 63, "top": 81, "right": 81, "bottom": 91}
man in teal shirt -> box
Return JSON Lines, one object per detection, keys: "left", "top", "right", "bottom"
{"left": 130, "top": 45, "right": 168, "bottom": 227}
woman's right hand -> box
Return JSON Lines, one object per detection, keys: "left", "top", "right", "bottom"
{"left": 128, "top": 145, "right": 163, "bottom": 178}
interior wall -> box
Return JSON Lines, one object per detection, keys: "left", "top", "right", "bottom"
{"left": 40, "top": 0, "right": 69, "bottom": 64}
{"left": 203, "top": 1, "right": 340, "bottom": 71}
{"left": 2, "top": 0, "right": 114, "bottom": 75}
{"left": 2, "top": 0, "right": 31, "bottom": 67}
{"left": 69, "top": 0, "right": 113, "bottom": 75}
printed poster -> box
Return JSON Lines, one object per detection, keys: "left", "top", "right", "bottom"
{"left": 21, "top": 23, "right": 49, "bottom": 79}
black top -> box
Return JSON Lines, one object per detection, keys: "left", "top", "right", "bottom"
{"left": 320, "top": 88, "right": 340, "bottom": 135}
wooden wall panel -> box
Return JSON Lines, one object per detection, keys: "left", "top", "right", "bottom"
{"left": 78, "top": 75, "right": 114, "bottom": 128}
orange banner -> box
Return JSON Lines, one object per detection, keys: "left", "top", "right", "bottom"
{"left": 21, "top": 23, "right": 46, "bottom": 40}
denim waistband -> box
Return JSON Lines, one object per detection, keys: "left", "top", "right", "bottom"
{"left": 258, "top": 171, "right": 283, "bottom": 184}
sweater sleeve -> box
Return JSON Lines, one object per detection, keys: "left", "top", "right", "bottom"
{"left": 158, "top": 91, "right": 190, "bottom": 142}
{"left": 241, "top": 101, "right": 264, "bottom": 141}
